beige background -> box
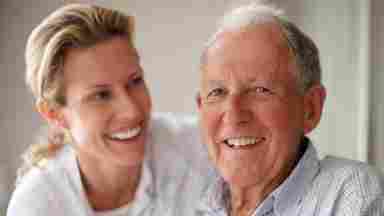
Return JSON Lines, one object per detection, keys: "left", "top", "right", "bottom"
{"left": 1, "top": 0, "right": 383, "bottom": 212}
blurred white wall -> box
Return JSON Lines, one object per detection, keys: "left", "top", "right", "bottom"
{"left": 0, "top": 0, "right": 382, "bottom": 212}
{"left": 0, "top": 0, "right": 63, "bottom": 211}
{"left": 371, "top": 0, "right": 384, "bottom": 168}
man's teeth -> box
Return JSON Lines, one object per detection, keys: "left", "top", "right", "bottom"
{"left": 110, "top": 127, "right": 141, "bottom": 140}
{"left": 225, "top": 137, "right": 264, "bottom": 147}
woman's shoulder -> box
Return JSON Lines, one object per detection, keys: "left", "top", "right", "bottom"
{"left": 7, "top": 166, "right": 52, "bottom": 214}
{"left": 7, "top": 145, "right": 77, "bottom": 215}
{"left": 16, "top": 145, "right": 74, "bottom": 183}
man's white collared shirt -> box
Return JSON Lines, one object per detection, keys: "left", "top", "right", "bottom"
{"left": 197, "top": 140, "right": 384, "bottom": 216}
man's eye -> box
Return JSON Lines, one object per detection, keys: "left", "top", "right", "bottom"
{"left": 207, "top": 88, "right": 226, "bottom": 99}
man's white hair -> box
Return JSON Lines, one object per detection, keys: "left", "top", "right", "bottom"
{"left": 219, "top": 2, "right": 284, "bottom": 32}
{"left": 202, "top": 1, "right": 322, "bottom": 93}
{"left": 206, "top": 2, "right": 284, "bottom": 48}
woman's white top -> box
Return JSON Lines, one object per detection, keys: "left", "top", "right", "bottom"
{"left": 7, "top": 113, "right": 215, "bottom": 216}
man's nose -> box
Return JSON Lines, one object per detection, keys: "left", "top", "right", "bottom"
{"left": 223, "top": 93, "right": 251, "bottom": 125}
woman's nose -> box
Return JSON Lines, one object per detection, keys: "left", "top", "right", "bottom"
{"left": 114, "top": 92, "right": 143, "bottom": 120}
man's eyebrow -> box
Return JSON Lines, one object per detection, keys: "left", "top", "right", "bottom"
{"left": 204, "top": 80, "right": 224, "bottom": 87}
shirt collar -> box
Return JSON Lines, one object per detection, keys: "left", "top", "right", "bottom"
{"left": 197, "top": 137, "right": 320, "bottom": 216}
{"left": 271, "top": 138, "right": 320, "bottom": 215}
{"left": 196, "top": 176, "right": 228, "bottom": 216}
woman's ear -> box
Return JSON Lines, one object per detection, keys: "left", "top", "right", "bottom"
{"left": 196, "top": 92, "right": 204, "bottom": 111}
{"left": 303, "top": 84, "right": 326, "bottom": 134}
{"left": 36, "top": 101, "right": 68, "bottom": 129}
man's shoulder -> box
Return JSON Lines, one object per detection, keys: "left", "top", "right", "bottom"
{"left": 312, "top": 156, "right": 384, "bottom": 198}
{"left": 300, "top": 155, "right": 384, "bottom": 214}
{"left": 319, "top": 156, "right": 384, "bottom": 187}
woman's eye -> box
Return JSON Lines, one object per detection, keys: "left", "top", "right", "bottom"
{"left": 92, "top": 90, "right": 111, "bottom": 101}
{"left": 130, "top": 76, "right": 144, "bottom": 86}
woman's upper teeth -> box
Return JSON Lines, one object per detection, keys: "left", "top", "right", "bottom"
{"left": 110, "top": 127, "right": 141, "bottom": 140}
{"left": 226, "top": 137, "right": 263, "bottom": 146}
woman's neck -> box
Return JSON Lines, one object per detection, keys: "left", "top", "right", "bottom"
{"left": 77, "top": 153, "right": 142, "bottom": 211}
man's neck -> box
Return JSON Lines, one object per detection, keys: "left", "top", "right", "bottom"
{"left": 228, "top": 141, "right": 308, "bottom": 216}
{"left": 228, "top": 174, "right": 283, "bottom": 216}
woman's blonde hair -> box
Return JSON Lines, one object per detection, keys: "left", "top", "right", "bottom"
{"left": 19, "top": 3, "right": 135, "bottom": 182}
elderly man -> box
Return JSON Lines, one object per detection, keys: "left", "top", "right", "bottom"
{"left": 196, "top": 3, "right": 384, "bottom": 216}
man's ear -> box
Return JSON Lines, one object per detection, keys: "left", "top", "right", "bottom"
{"left": 36, "top": 101, "right": 68, "bottom": 129}
{"left": 303, "top": 84, "right": 326, "bottom": 134}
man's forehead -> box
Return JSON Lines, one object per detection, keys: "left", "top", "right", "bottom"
{"left": 200, "top": 23, "right": 297, "bottom": 88}
{"left": 201, "top": 67, "right": 281, "bottom": 85}
{"left": 207, "top": 23, "right": 287, "bottom": 53}
{"left": 204, "top": 25, "right": 291, "bottom": 69}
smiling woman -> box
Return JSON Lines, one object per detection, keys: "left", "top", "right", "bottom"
{"left": 7, "top": 3, "right": 213, "bottom": 216}
{"left": 60, "top": 37, "right": 151, "bottom": 170}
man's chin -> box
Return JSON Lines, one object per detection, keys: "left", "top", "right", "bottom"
{"left": 220, "top": 168, "right": 261, "bottom": 188}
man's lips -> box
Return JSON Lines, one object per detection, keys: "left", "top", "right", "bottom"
{"left": 222, "top": 136, "right": 266, "bottom": 149}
